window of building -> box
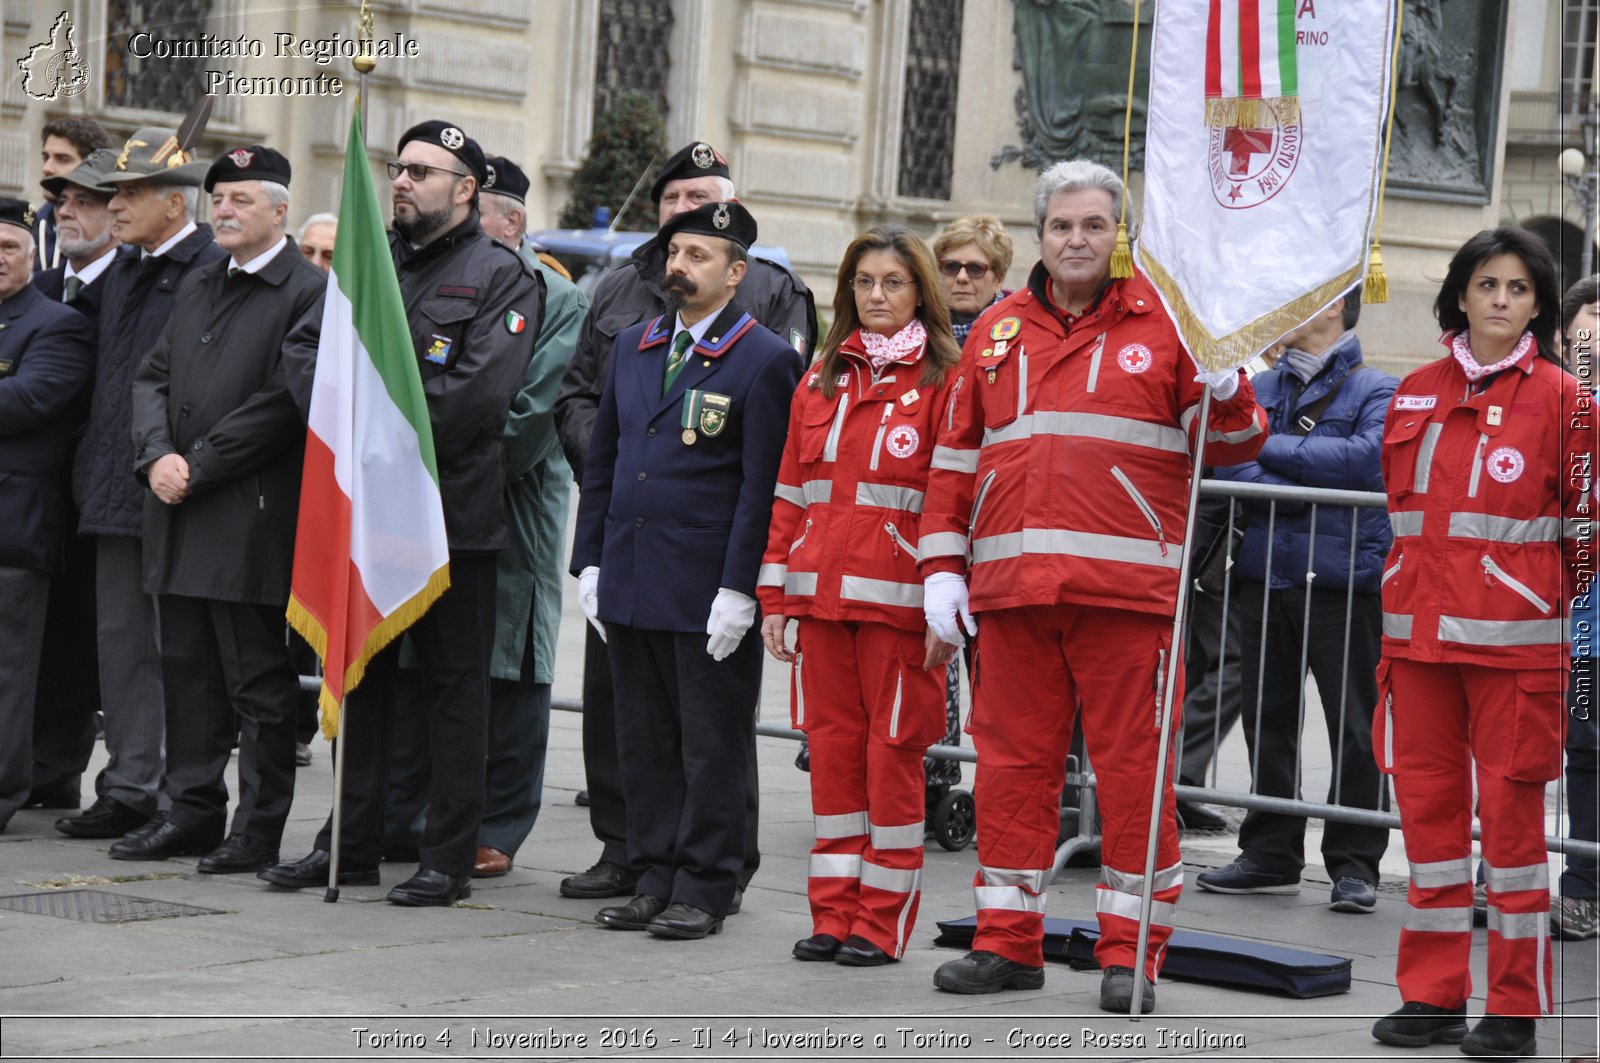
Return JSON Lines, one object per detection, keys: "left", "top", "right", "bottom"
{"left": 105, "top": 0, "right": 215, "bottom": 111}
{"left": 898, "top": 0, "right": 963, "bottom": 201}
{"left": 1563, "top": 0, "right": 1598, "bottom": 117}
{"left": 594, "top": 0, "right": 674, "bottom": 129}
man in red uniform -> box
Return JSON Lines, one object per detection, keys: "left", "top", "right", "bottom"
{"left": 919, "top": 159, "right": 1267, "bottom": 1013}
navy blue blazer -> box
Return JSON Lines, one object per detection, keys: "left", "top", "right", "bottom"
{"left": 572, "top": 300, "right": 802, "bottom": 633}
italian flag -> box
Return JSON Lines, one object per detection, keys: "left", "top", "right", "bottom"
{"left": 287, "top": 112, "right": 450, "bottom": 735}
{"left": 1205, "top": 0, "right": 1300, "bottom": 127}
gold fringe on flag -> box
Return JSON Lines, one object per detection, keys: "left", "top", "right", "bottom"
{"left": 1112, "top": 0, "right": 1142, "bottom": 279}
{"left": 1204, "top": 95, "right": 1301, "bottom": 129}
{"left": 1363, "top": 0, "right": 1405, "bottom": 304}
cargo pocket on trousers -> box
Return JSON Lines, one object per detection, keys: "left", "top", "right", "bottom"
{"left": 1506, "top": 667, "right": 1564, "bottom": 782}
{"left": 1371, "top": 658, "right": 1395, "bottom": 775}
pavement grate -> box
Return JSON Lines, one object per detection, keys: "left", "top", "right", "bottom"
{"left": 0, "top": 889, "right": 224, "bottom": 924}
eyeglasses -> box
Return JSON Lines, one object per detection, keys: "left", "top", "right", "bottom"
{"left": 940, "top": 259, "right": 990, "bottom": 280}
{"left": 851, "top": 275, "right": 914, "bottom": 295}
{"left": 386, "top": 160, "right": 469, "bottom": 183}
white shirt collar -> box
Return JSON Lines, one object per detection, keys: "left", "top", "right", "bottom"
{"left": 143, "top": 219, "right": 198, "bottom": 260}
{"left": 230, "top": 236, "right": 288, "bottom": 275}
{"left": 674, "top": 299, "right": 733, "bottom": 347}
{"left": 64, "top": 246, "right": 117, "bottom": 290}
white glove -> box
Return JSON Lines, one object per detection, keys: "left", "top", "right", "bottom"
{"left": 924, "top": 571, "right": 977, "bottom": 647}
{"left": 578, "top": 566, "right": 605, "bottom": 642}
{"left": 1194, "top": 366, "right": 1241, "bottom": 401}
{"left": 706, "top": 588, "right": 758, "bottom": 661}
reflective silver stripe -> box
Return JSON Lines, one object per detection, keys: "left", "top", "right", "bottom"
{"left": 1438, "top": 615, "right": 1565, "bottom": 646}
{"left": 1414, "top": 423, "right": 1443, "bottom": 494}
{"left": 1383, "top": 612, "right": 1413, "bottom": 639}
{"left": 1402, "top": 904, "right": 1474, "bottom": 932}
{"left": 932, "top": 445, "right": 980, "bottom": 473}
{"left": 1409, "top": 856, "right": 1472, "bottom": 889}
{"left": 887, "top": 667, "right": 903, "bottom": 738}
{"left": 971, "top": 527, "right": 1184, "bottom": 569}
{"left": 809, "top": 853, "right": 861, "bottom": 878}
{"left": 757, "top": 562, "right": 787, "bottom": 588}
{"left": 785, "top": 571, "right": 819, "bottom": 596}
{"left": 840, "top": 576, "right": 923, "bottom": 609}
{"left": 1085, "top": 334, "right": 1107, "bottom": 392}
{"left": 1567, "top": 519, "right": 1593, "bottom": 541}
{"left": 774, "top": 482, "right": 805, "bottom": 508}
{"left": 1449, "top": 513, "right": 1561, "bottom": 543}
{"left": 869, "top": 821, "right": 925, "bottom": 850}
{"left": 1180, "top": 405, "right": 1199, "bottom": 438}
{"left": 1488, "top": 908, "right": 1549, "bottom": 939}
{"left": 984, "top": 411, "right": 1187, "bottom": 453}
{"left": 1467, "top": 432, "right": 1488, "bottom": 497}
{"left": 980, "top": 866, "right": 1051, "bottom": 892}
{"left": 860, "top": 860, "right": 920, "bottom": 894}
{"left": 814, "top": 811, "right": 867, "bottom": 839}
{"left": 1390, "top": 511, "right": 1424, "bottom": 538}
{"left": 856, "top": 482, "right": 925, "bottom": 512}
{"left": 1205, "top": 412, "right": 1266, "bottom": 445}
{"left": 1101, "top": 860, "right": 1185, "bottom": 895}
{"left": 803, "top": 479, "right": 833, "bottom": 505}
{"left": 1483, "top": 861, "right": 1549, "bottom": 894}
{"left": 1096, "top": 888, "right": 1176, "bottom": 927}
{"left": 823, "top": 395, "right": 849, "bottom": 463}
{"left": 918, "top": 531, "right": 968, "bottom": 559}
{"left": 1017, "top": 349, "right": 1028, "bottom": 417}
{"left": 974, "top": 885, "right": 1047, "bottom": 913}
{"left": 794, "top": 651, "right": 805, "bottom": 726}
{"left": 1382, "top": 692, "right": 1394, "bottom": 770}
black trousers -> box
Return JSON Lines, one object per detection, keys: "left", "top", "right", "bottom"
{"left": 583, "top": 625, "right": 762, "bottom": 887}
{"left": 315, "top": 554, "right": 494, "bottom": 876}
{"left": 1179, "top": 584, "right": 1243, "bottom": 788}
{"left": 1236, "top": 581, "right": 1389, "bottom": 882}
{"left": 30, "top": 531, "right": 100, "bottom": 799}
{"left": 159, "top": 594, "right": 299, "bottom": 843}
{"left": 607, "top": 624, "right": 762, "bottom": 916}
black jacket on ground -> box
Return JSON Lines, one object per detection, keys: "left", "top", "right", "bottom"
{"left": 73, "top": 225, "right": 226, "bottom": 537}
{"left": 129, "top": 241, "right": 326, "bottom": 606}
{"left": 554, "top": 236, "right": 814, "bottom": 482}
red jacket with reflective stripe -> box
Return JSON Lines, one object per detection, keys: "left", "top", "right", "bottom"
{"left": 758, "top": 330, "right": 952, "bottom": 630}
{"left": 916, "top": 265, "right": 1267, "bottom": 617}
{"left": 1380, "top": 343, "right": 1590, "bottom": 669}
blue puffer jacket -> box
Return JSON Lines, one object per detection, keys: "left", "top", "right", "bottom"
{"left": 1215, "top": 333, "right": 1397, "bottom": 593}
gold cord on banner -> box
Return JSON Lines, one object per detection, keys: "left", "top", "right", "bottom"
{"left": 1110, "top": 0, "right": 1141, "bottom": 280}
{"left": 1365, "top": 0, "right": 1405, "bottom": 304}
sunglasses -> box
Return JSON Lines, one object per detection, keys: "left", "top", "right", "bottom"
{"left": 386, "top": 160, "right": 469, "bottom": 183}
{"left": 940, "top": 259, "right": 990, "bottom": 280}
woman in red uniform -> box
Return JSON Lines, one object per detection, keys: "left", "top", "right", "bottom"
{"left": 1371, "top": 228, "right": 1582, "bottom": 1061}
{"left": 757, "top": 226, "right": 960, "bottom": 966}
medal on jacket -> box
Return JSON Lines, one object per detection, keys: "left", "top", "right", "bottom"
{"left": 682, "top": 428, "right": 697, "bottom": 445}
{"left": 977, "top": 339, "right": 1012, "bottom": 385}
{"left": 681, "top": 389, "right": 733, "bottom": 445}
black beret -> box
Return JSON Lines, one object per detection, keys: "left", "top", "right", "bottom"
{"left": 481, "top": 155, "right": 529, "bottom": 203}
{"left": 204, "top": 145, "right": 291, "bottom": 193}
{"left": 398, "top": 120, "right": 487, "bottom": 186}
{"left": 658, "top": 200, "right": 757, "bottom": 254}
{"left": 41, "top": 148, "right": 118, "bottom": 198}
{"left": 649, "top": 141, "right": 730, "bottom": 204}
{"left": 0, "top": 197, "right": 35, "bottom": 236}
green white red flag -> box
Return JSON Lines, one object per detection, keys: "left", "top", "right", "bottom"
{"left": 1140, "top": 0, "right": 1397, "bottom": 372}
{"left": 287, "top": 111, "right": 449, "bottom": 734}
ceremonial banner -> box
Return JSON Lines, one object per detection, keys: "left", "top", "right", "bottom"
{"left": 1141, "top": 0, "right": 1398, "bottom": 372}
{"left": 287, "top": 111, "right": 449, "bottom": 733}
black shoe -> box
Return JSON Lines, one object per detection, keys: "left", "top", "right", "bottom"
{"left": 1461, "top": 1015, "right": 1536, "bottom": 1059}
{"left": 54, "top": 796, "right": 150, "bottom": 839}
{"left": 793, "top": 933, "right": 842, "bottom": 961}
{"left": 120, "top": 810, "right": 170, "bottom": 843}
{"left": 294, "top": 742, "right": 312, "bottom": 768}
{"left": 1329, "top": 876, "right": 1378, "bottom": 913}
{"left": 1099, "top": 965, "right": 1156, "bottom": 1014}
{"left": 835, "top": 935, "right": 893, "bottom": 966}
{"left": 1176, "top": 801, "right": 1228, "bottom": 831}
{"left": 596, "top": 894, "right": 668, "bottom": 930}
{"left": 562, "top": 859, "right": 639, "bottom": 899}
{"left": 197, "top": 834, "right": 279, "bottom": 874}
{"left": 646, "top": 902, "right": 723, "bottom": 939}
{"left": 1194, "top": 856, "right": 1300, "bottom": 894}
{"left": 727, "top": 887, "right": 743, "bottom": 915}
{"left": 1370, "top": 1001, "right": 1468, "bottom": 1047}
{"left": 257, "top": 850, "right": 380, "bottom": 889}
{"left": 24, "top": 782, "right": 80, "bottom": 809}
{"left": 387, "top": 867, "right": 471, "bottom": 907}
{"left": 574, "top": 790, "right": 591, "bottom": 807}
{"left": 108, "top": 819, "right": 219, "bottom": 861}
{"left": 932, "top": 950, "right": 1045, "bottom": 994}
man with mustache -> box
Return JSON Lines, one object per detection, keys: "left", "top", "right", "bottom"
{"left": 33, "top": 117, "right": 112, "bottom": 273}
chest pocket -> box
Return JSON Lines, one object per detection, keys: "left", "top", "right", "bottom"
{"left": 417, "top": 296, "right": 478, "bottom": 371}
{"left": 798, "top": 389, "right": 848, "bottom": 465}
{"left": 1382, "top": 414, "right": 1438, "bottom": 496}
{"left": 595, "top": 310, "right": 638, "bottom": 347}
{"left": 976, "top": 349, "right": 1021, "bottom": 430}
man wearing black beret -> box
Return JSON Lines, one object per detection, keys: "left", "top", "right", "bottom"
{"left": 571, "top": 200, "right": 800, "bottom": 938}
{"left": 114, "top": 145, "right": 325, "bottom": 871}
{"left": 266, "top": 121, "right": 545, "bottom": 906}
{"left": 554, "top": 141, "right": 815, "bottom": 906}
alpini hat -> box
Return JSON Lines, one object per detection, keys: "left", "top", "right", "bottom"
{"left": 99, "top": 127, "right": 208, "bottom": 187}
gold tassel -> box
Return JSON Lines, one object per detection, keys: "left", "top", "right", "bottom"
{"left": 1363, "top": 241, "right": 1389, "bottom": 303}
{"left": 1110, "top": 222, "right": 1134, "bottom": 279}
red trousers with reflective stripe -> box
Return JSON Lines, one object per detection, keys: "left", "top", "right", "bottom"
{"left": 796, "top": 618, "right": 945, "bottom": 957}
{"left": 1383, "top": 658, "right": 1557, "bottom": 1015}
{"left": 970, "top": 605, "right": 1183, "bottom": 976}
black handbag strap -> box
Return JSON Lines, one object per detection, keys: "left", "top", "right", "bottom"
{"left": 1291, "top": 365, "right": 1373, "bottom": 435}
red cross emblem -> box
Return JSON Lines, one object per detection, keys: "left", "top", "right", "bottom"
{"left": 886, "top": 424, "right": 920, "bottom": 459}
{"left": 1117, "top": 344, "right": 1153, "bottom": 374}
{"left": 1486, "top": 446, "right": 1525, "bottom": 484}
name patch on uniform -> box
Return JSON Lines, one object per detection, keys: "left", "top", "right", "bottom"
{"left": 886, "top": 424, "right": 920, "bottom": 458}
{"left": 1394, "top": 394, "right": 1437, "bottom": 411}
{"left": 990, "top": 317, "right": 1021, "bottom": 341}
{"left": 424, "top": 335, "right": 452, "bottom": 365}
{"left": 1117, "top": 343, "right": 1153, "bottom": 374}
{"left": 899, "top": 388, "right": 920, "bottom": 407}
{"left": 436, "top": 285, "right": 478, "bottom": 298}
{"left": 836, "top": 373, "right": 851, "bottom": 387}
{"left": 1487, "top": 446, "right": 1526, "bottom": 484}
{"left": 807, "top": 372, "right": 821, "bottom": 388}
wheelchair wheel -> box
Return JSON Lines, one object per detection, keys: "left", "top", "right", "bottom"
{"left": 933, "top": 788, "right": 976, "bottom": 851}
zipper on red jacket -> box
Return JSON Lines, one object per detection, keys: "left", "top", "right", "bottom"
{"left": 868, "top": 404, "right": 893, "bottom": 472}
{"left": 1110, "top": 465, "right": 1169, "bottom": 557}
{"left": 1382, "top": 554, "right": 1402, "bottom": 585}
{"left": 888, "top": 668, "right": 904, "bottom": 739}
{"left": 1466, "top": 432, "right": 1489, "bottom": 498}
{"left": 1481, "top": 555, "right": 1552, "bottom": 613}
{"left": 967, "top": 470, "right": 997, "bottom": 562}
{"left": 947, "top": 375, "right": 963, "bottom": 431}
{"left": 884, "top": 521, "right": 918, "bottom": 559}
{"left": 791, "top": 517, "right": 812, "bottom": 554}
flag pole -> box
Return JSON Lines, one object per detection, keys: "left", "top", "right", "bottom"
{"left": 1127, "top": 386, "right": 1212, "bottom": 1017}
{"left": 325, "top": 1, "right": 378, "bottom": 906}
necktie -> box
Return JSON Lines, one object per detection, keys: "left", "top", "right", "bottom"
{"left": 63, "top": 276, "right": 82, "bottom": 304}
{"left": 663, "top": 330, "right": 693, "bottom": 395}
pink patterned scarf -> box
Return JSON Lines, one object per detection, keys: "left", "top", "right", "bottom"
{"left": 1449, "top": 329, "right": 1534, "bottom": 382}
{"left": 860, "top": 319, "right": 927, "bottom": 372}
